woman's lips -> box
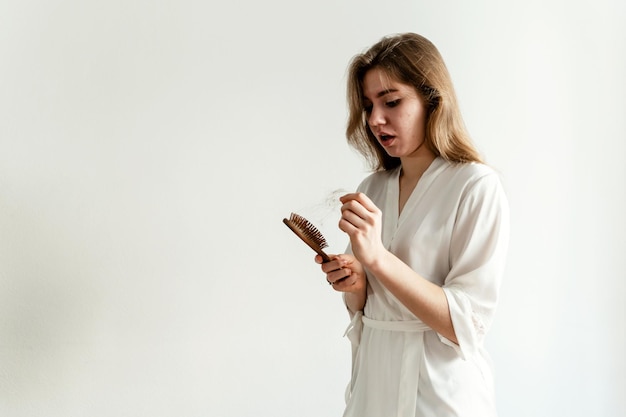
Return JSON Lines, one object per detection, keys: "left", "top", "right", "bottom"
{"left": 379, "top": 134, "right": 395, "bottom": 146}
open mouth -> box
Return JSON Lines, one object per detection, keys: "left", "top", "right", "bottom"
{"left": 379, "top": 134, "right": 395, "bottom": 145}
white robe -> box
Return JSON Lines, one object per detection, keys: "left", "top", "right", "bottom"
{"left": 342, "top": 157, "right": 509, "bottom": 417}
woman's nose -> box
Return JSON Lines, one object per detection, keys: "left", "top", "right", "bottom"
{"left": 368, "top": 106, "right": 385, "bottom": 127}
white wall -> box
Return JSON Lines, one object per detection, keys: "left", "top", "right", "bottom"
{"left": 1, "top": 1, "right": 624, "bottom": 416}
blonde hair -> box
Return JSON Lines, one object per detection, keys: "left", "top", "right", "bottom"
{"left": 346, "top": 33, "right": 483, "bottom": 171}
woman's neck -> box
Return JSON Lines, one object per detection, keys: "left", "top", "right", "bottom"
{"left": 399, "top": 151, "right": 436, "bottom": 183}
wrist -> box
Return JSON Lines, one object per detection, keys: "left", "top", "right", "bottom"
{"left": 364, "top": 247, "right": 389, "bottom": 275}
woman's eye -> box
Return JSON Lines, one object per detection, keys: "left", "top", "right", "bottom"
{"left": 386, "top": 99, "right": 400, "bottom": 108}
{"left": 363, "top": 104, "right": 373, "bottom": 114}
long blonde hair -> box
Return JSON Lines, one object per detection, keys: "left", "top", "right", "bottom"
{"left": 346, "top": 33, "right": 483, "bottom": 171}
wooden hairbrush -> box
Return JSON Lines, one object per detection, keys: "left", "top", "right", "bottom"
{"left": 282, "top": 213, "right": 331, "bottom": 263}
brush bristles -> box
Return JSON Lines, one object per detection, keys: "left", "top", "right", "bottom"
{"left": 288, "top": 213, "right": 329, "bottom": 249}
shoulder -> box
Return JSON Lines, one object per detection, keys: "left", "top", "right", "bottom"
{"left": 444, "top": 161, "right": 499, "bottom": 183}
{"left": 441, "top": 161, "right": 504, "bottom": 193}
{"left": 434, "top": 161, "right": 508, "bottom": 212}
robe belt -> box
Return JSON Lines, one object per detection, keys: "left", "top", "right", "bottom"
{"left": 344, "top": 312, "right": 429, "bottom": 417}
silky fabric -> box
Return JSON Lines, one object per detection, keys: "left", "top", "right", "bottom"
{"left": 342, "top": 157, "right": 509, "bottom": 417}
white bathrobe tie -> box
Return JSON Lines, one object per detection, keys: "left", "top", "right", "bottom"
{"left": 344, "top": 313, "right": 431, "bottom": 417}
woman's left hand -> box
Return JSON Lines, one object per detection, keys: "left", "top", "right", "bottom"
{"left": 339, "top": 192, "right": 386, "bottom": 268}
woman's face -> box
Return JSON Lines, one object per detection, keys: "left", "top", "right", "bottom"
{"left": 362, "top": 67, "right": 428, "bottom": 160}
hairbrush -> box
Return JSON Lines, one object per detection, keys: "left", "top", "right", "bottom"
{"left": 283, "top": 213, "right": 331, "bottom": 263}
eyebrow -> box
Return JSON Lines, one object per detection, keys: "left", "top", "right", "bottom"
{"left": 363, "top": 88, "right": 399, "bottom": 101}
{"left": 377, "top": 88, "right": 398, "bottom": 98}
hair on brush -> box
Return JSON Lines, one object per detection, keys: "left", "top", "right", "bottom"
{"left": 282, "top": 213, "right": 331, "bottom": 262}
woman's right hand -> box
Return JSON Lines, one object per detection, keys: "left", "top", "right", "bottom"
{"left": 315, "top": 253, "right": 366, "bottom": 293}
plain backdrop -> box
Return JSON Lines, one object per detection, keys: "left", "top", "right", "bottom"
{"left": 1, "top": 0, "right": 624, "bottom": 416}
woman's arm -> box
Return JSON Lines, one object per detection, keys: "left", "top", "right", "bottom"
{"left": 367, "top": 250, "right": 457, "bottom": 343}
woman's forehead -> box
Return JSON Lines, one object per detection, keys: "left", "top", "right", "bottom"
{"left": 362, "top": 68, "right": 411, "bottom": 99}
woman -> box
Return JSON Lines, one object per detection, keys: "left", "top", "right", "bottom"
{"left": 316, "top": 33, "right": 509, "bottom": 417}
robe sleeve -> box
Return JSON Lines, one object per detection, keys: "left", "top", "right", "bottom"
{"left": 439, "top": 171, "right": 510, "bottom": 359}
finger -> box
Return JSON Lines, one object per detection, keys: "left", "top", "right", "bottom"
{"left": 331, "top": 274, "right": 359, "bottom": 291}
{"left": 340, "top": 192, "right": 379, "bottom": 213}
{"left": 327, "top": 275, "right": 350, "bottom": 287}
{"left": 338, "top": 217, "right": 355, "bottom": 235}
{"left": 321, "top": 254, "right": 352, "bottom": 275}
{"left": 315, "top": 254, "right": 337, "bottom": 264}
{"left": 340, "top": 207, "right": 369, "bottom": 228}
{"left": 341, "top": 198, "right": 380, "bottom": 225}
{"left": 316, "top": 253, "right": 339, "bottom": 267}
{"left": 320, "top": 259, "right": 343, "bottom": 274}
{"left": 339, "top": 206, "right": 376, "bottom": 237}
{"left": 339, "top": 192, "right": 359, "bottom": 204}
{"left": 328, "top": 267, "right": 351, "bottom": 283}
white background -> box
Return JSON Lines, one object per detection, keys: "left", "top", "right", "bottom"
{"left": 1, "top": 1, "right": 624, "bottom": 416}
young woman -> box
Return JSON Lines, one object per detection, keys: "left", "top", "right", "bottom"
{"left": 316, "top": 33, "right": 509, "bottom": 417}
